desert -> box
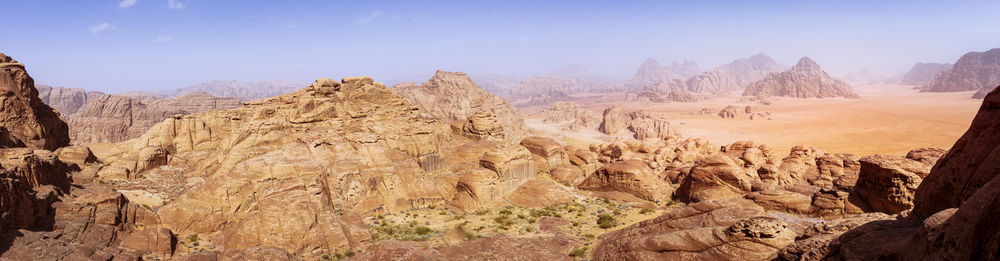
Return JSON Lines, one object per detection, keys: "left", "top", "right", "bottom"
{"left": 2, "top": 1, "right": 1000, "bottom": 261}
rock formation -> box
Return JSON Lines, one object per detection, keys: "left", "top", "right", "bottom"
{"left": 686, "top": 69, "right": 739, "bottom": 93}
{"left": 743, "top": 57, "right": 859, "bottom": 99}
{"left": 625, "top": 58, "right": 700, "bottom": 89}
{"left": 923, "top": 48, "right": 1000, "bottom": 93}
{"left": 717, "top": 105, "right": 771, "bottom": 120}
{"left": 715, "top": 53, "right": 786, "bottom": 88}
{"left": 542, "top": 101, "right": 599, "bottom": 131}
{"left": 36, "top": 85, "right": 106, "bottom": 114}
{"left": 393, "top": 70, "right": 529, "bottom": 141}
{"left": 598, "top": 106, "right": 679, "bottom": 140}
{"left": 0, "top": 52, "right": 70, "bottom": 150}
{"left": 65, "top": 92, "right": 241, "bottom": 144}
{"left": 592, "top": 199, "right": 796, "bottom": 260}
{"left": 171, "top": 79, "right": 305, "bottom": 101}
{"left": 901, "top": 62, "right": 952, "bottom": 85}
{"left": 779, "top": 86, "right": 1000, "bottom": 260}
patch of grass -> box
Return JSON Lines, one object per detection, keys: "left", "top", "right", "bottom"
{"left": 414, "top": 226, "right": 433, "bottom": 236}
{"left": 639, "top": 208, "right": 654, "bottom": 214}
{"left": 475, "top": 209, "right": 490, "bottom": 215}
{"left": 498, "top": 209, "right": 513, "bottom": 215}
{"left": 597, "top": 214, "right": 616, "bottom": 229}
{"left": 569, "top": 247, "right": 588, "bottom": 259}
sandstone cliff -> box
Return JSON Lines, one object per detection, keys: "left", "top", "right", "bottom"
{"left": 743, "top": 57, "right": 859, "bottom": 98}
{"left": 0, "top": 53, "right": 70, "bottom": 150}
{"left": 923, "top": 48, "right": 1000, "bottom": 93}
{"left": 65, "top": 92, "right": 241, "bottom": 144}
{"left": 36, "top": 85, "right": 106, "bottom": 114}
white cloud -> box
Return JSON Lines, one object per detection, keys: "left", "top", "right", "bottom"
{"left": 88, "top": 22, "right": 114, "bottom": 34}
{"left": 119, "top": 0, "right": 137, "bottom": 8}
{"left": 153, "top": 35, "right": 173, "bottom": 42}
{"left": 167, "top": 0, "right": 184, "bottom": 9}
{"left": 355, "top": 10, "right": 382, "bottom": 24}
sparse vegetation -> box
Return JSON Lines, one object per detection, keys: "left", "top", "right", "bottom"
{"left": 639, "top": 208, "right": 654, "bottom": 214}
{"left": 569, "top": 247, "right": 589, "bottom": 259}
{"left": 597, "top": 214, "right": 616, "bottom": 229}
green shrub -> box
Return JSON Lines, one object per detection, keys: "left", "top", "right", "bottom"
{"left": 639, "top": 208, "right": 654, "bottom": 214}
{"left": 597, "top": 214, "right": 616, "bottom": 229}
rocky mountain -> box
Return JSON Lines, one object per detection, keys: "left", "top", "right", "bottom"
{"left": 688, "top": 53, "right": 785, "bottom": 93}
{"left": 36, "top": 85, "right": 106, "bottom": 114}
{"left": 171, "top": 79, "right": 306, "bottom": 101}
{"left": 0, "top": 53, "right": 70, "bottom": 150}
{"left": 743, "top": 57, "right": 859, "bottom": 98}
{"left": 901, "top": 62, "right": 952, "bottom": 85}
{"left": 923, "top": 48, "right": 1000, "bottom": 98}
{"left": 64, "top": 92, "right": 242, "bottom": 144}
{"left": 624, "top": 58, "right": 700, "bottom": 89}
{"left": 542, "top": 101, "right": 599, "bottom": 131}
{"left": 393, "top": 70, "right": 529, "bottom": 140}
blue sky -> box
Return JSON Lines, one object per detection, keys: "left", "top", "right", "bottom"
{"left": 2, "top": 0, "right": 999, "bottom": 93}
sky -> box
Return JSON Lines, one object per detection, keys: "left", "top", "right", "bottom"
{"left": 1, "top": 0, "right": 999, "bottom": 93}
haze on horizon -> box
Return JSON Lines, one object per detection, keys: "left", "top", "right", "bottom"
{"left": 2, "top": 0, "right": 999, "bottom": 93}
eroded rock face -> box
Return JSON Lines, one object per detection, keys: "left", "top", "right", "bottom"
{"left": 36, "top": 85, "right": 105, "bottom": 115}
{"left": 0, "top": 148, "right": 71, "bottom": 233}
{"left": 0, "top": 53, "right": 70, "bottom": 150}
{"left": 901, "top": 62, "right": 952, "bottom": 86}
{"left": 677, "top": 154, "right": 758, "bottom": 202}
{"left": 853, "top": 155, "right": 931, "bottom": 214}
{"left": 592, "top": 198, "right": 795, "bottom": 261}
{"left": 393, "top": 70, "right": 529, "bottom": 141}
{"left": 542, "top": 101, "right": 599, "bottom": 131}
{"left": 743, "top": 57, "right": 859, "bottom": 99}
{"left": 93, "top": 76, "right": 540, "bottom": 256}
{"left": 598, "top": 105, "right": 628, "bottom": 135}
{"left": 65, "top": 92, "right": 242, "bottom": 145}
{"left": 924, "top": 48, "right": 1000, "bottom": 93}
{"left": 578, "top": 160, "right": 673, "bottom": 203}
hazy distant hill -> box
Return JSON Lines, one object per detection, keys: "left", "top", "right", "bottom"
{"left": 171, "top": 79, "right": 307, "bottom": 101}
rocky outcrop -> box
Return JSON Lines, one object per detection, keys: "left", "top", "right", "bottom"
{"left": 592, "top": 198, "right": 795, "bottom": 261}
{"left": 35, "top": 85, "right": 105, "bottom": 115}
{"left": 782, "top": 85, "right": 1000, "bottom": 260}
{"left": 452, "top": 111, "right": 505, "bottom": 141}
{"left": 542, "top": 101, "right": 599, "bottom": 131}
{"left": 394, "top": 70, "right": 529, "bottom": 141}
{"left": 0, "top": 149, "right": 71, "bottom": 233}
{"left": 598, "top": 105, "right": 629, "bottom": 135}
{"left": 924, "top": 48, "right": 1000, "bottom": 93}
{"left": 0, "top": 53, "right": 70, "bottom": 150}
{"left": 578, "top": 160, "right": 674, "bottom": 203}
{"left": 625, "top": 58, "right": 700, "bottom": 89}
{"left": 853, "top": 154, "right": 931, "bottom": 214}
{"left": 901, "top": 62, "right": 952, "bottom": 85}
{"left": 743, "top": 57, "right": 859, "bottom": 99}
{"left": 598, "top": 106, "right": 678, "bottom": 140}
{"left": 716, "top": 105, "right": 771, "bottom": 120}
{"left": 65, "top": 92, "right": 241, "bottom": 144}
{"left": 171, "top": 79, "right": 305, "bottom": 101}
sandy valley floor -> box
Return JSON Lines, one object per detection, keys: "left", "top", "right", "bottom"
{"left": 527, "top": 84, "right": 982, "bottom": 156}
